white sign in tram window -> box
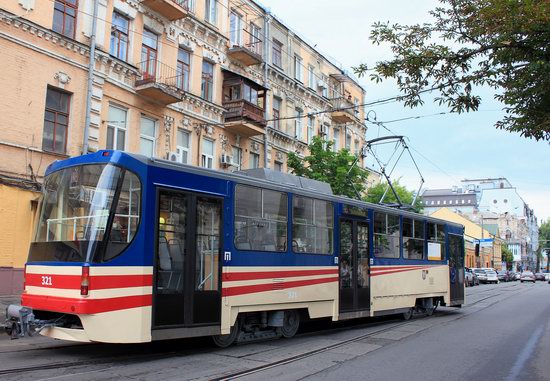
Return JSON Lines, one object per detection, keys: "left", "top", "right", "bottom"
{"left": 428, "top": 242, "right": 442, "bottom": 260}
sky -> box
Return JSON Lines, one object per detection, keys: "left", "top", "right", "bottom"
{"left": 260, "top": 0, "right": 550, "bottom": 223}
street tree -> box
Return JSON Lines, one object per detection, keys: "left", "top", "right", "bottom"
{"left": 501, "top": 245, "right": 514, "bottom": 270}
{"left": 355, "top": 0, "right": 550, "bottom": 141}
{"left": 364, "top": 180, "right": 423, "bottom": 213}
{"left": 287, "top": 136, "right": 370, "bottom": 199}
{"left": 539, "top": 219, "right": 550, "bottom": 271}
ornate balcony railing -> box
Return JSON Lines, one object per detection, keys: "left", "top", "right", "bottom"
{"left": 135, "top": 59, "right": 185, "bottom": 104}
{"left": 227, "top": 29, "right": 263, "bottom": 66}
{"left": 223, "top": 99, "right": 266, "bottom": 125}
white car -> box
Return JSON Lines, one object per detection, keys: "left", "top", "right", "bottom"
{"left": 484, "top": 270, "right": 499, "bottom": 284}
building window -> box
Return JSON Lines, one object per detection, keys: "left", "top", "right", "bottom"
{"left": 295, "top": 109, "right": 303, "bottom": 140}
{"left": 110, "top": 11, "right": 129, "bottom": 61}
{"left": 201, "top": 60, "right": 214, "bottom": 101}
{"left": 106, "top": 105, "right": 127, "bottom": 151}
{"left": 53, "top": 0, "right": 78, "bottom": 39}
{"left": 43, "top": 87, "right": 70, "bottom": 154}
{"left": 272, "top": 39, "right": 282, "bottom": 68}
{"left": 294, "top": 56, "right": 303, "bottom": 82}
{"left": 229, "top": 11, "right": 242, "bottom": 46}
{"left": 307, "top": 116, "right": 315, "bottom": 144}
{"left": 274, "top": 161, "right": 282, "bottom": 171}
{"left": 345, "top": 132, "right": 351, "bottom": 150}
{"left": 308, "top": 66, "right": 315, "bottom": 89}
{"left": 250, "top": 152, "right": 260, "bottom": 169}
{"left": 177, "top": 48, "right": 191, "bottom": 91}
{"left": 272, "top": 97, "right": 281, "bottom": 130}
{"left": 333, "top": 128, "right": 340, "bottom": 151}
{"left": 201, "top": 138, "right": 214, "bottom": 168}
{"left": 205, "top": 0, "right": 217, "bottom": 24}
{"left": 140, "top": 116, "right": 156, "bottom": 157}
{"left": 176, "top": 129, "right": 190, "bottom": 164}
{"left": 140, "top": 29, "right": 158, "bottom": 80}
{"left": 232, "top": 146, "right": 242, "bottom": 170}
{"left": 249, "top": 23, "right": 261, "bottom": 55}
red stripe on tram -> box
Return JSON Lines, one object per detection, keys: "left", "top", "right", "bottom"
{"left": 222, "top": 276, "right": 338, "bottom": 297}
{"left": 223, "top": 269, "right": 338, "bottom": 282}
{"left": 22, "top": 294, "right": 152, "bottom": 314}
{"left": 25, "top": 273, "right": 153, "bottom": 290}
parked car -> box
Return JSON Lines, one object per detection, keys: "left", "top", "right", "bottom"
{"left": 484, "top": 270, "right": 499, "bottom": 284}
{"left": 496, "top": 270, "right": 510, "bottom": 282}
{"left": 520, "top": 271, "right": 536, "bottom": 283}
{"left": 508, "top": 271, "right": 517, "bottom": 281}
{"left": 514, "top": 272, "right": 522, "bottom": 281}
{"left": 472, "top": 269, "right": 488, "bottom": 284}
{"left": 464, "top": 268, "right": 474, "bottom": 287}
{"left": 535, "top": 272, "right": 546, "bottom": 281}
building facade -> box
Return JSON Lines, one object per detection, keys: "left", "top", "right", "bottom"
{"left": 421, "top": 178, "right": 539, "bottom": 271}
{"left": 0, "top": 0, "right": 367, "bottom": 294}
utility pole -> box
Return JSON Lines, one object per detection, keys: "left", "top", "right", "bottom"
{"left": 83, "top": 0, "right": 99, "bottom": 155}
{"left": 262, "top": 10, "right": 271, "bottom": 169}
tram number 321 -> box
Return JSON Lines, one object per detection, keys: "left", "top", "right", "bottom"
{"left": 41, "top": 276, "right": 53, "bottom": 286}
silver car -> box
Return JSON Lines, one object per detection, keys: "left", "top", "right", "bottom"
{"left": 520, "top": 271, "right": 536, "bottom": 283}
{"left": 472, "top": 269, "right": 488, "bottom": 283}
{"left": 484, "top": 270, "right": 499, "bottom": 284}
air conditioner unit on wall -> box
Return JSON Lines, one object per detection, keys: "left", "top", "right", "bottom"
{"left": 220, "top": 153, "right": 235, "bottom": 166}
{"left": 168, "top": 151, "right": 182, "bottom": 162}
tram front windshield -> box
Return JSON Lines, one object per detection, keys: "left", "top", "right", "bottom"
{"left": 29, "top": 164, "right": 141, "bottom": 263}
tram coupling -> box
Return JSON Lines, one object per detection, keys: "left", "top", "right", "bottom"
{"left": 3, "top": 305, "right": 60, "bottom": 339}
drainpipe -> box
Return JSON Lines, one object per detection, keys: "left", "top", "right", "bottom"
{"left": 263, "top": 11, "right": 270, "bottom": 168}
{"left": 82, "top": 0, "right": 99, "bottom": 155}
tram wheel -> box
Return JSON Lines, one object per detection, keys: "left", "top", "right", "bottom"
{"left": 402, "top": 308, "right": 414, "bottom": 320}
{"left": 280, "top": 310, "right": 300, "bottom": 338}
{"left": 212, "top": 318, "right": 240, "bottom": 348}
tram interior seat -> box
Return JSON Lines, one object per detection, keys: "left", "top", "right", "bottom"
{"left": 158, "top": 237, "right": 180, "bottom": 291}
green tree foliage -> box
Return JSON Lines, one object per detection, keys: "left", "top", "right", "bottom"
{"left": 355, "top": 0, "right": 550, "bottom": 140}
{"left": 364, "top": 180, "right": 423, "bottom": 213}
{"left": 501, "top": 244, "right": 514, "bottom": 270}
{"left": 287, "top": 136, "right": 370, "bottom": 199}
{"left": 539, "top": 219, "right": 550, "bottom": 270}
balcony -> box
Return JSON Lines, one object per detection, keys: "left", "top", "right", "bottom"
{"left": 140, "top": 0, "right": 192, "bottom": 21}
{"left": 330, "top": 97, "right": 358, "bottom": 124}
{"left": 227, "top": 29, "right": 263, "bottom": 66}
{"left": 223, "top": 100, "right": 266, "bottom": 137}
{"left": 135, "top": 60, "right": 185, "bottom": 105}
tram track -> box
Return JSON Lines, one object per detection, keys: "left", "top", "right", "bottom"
{"left": 0, "top": 285, "right": 526, "bottom": 378}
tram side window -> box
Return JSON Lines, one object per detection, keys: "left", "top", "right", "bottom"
{"left": 292, "top": 196, "right": 333, "bottom": 254}
{"left": 403, "top": 218, "right": 425, "bottom": 260}
{"left": 427, "top": 223, "right": 446, "bottom": 261}
{"left": 234, "top": 185, "right": 287, "bottom": 252}
{"left": 374, "top": 212, "right": 400, "bottom": 258}
{"left": 104, "top": 170, "right": 141, "bottom": 261}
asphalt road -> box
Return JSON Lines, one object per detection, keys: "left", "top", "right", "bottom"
{"left": 1, "top": 281, "right": 548, "bottom": 381}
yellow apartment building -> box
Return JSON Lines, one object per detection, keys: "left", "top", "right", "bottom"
{"left": 431, "top": 208, "right": 503, "bottom": 270}
{"left": 0, "top": 0, "right": 367, "bottom": 294}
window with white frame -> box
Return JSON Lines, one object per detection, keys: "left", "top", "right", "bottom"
{"left": 140, "top": 115, "right": 156, "bottom": 157}
{"left": 107, "top": 104, "right": 127, "bottom": 151}
{"left": 229, "top": 11, "right": 242, "bottom": 46}
{"left": 308, "top": 66, "right": 315, "bottom": 89}
{"left": 250, "top": 152, "right": 260, "bottom": 169}
{"left": 307, "top": 116, "right": 315, "bottom": 144}
{"left": 232, "top": 146, "right": 242, "bottom": 170}
{"left": 295, "top": 108, "right": 303, "bottom": 140}
{"left": 201, "top": 138, "right": 214, "bottom": 168}
{"left": 333, "top": 128, "right": 340, "bottom": 151}
{"left": 294, "top": 56, "right": 303, "bottom": 82}
{"left": 176, "top": 129, "right": 191, "bottom": 164}
{"left": 345, "top": 131, "right": 352, "bottom": 150}
{"left": 205, "top": 0, "right": 217, "bottom": 24}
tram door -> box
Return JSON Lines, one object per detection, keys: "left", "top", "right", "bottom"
{"left": 449, "top": 233, "right": 465, "bottom": 305}
{"left": 153, "top": 189, "right": 222, "bottom": 327}
{"left": 339, "top": 220, "right": 370, "bottom": 312}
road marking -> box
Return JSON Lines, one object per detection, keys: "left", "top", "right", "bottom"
{"left": 505, "top": 324, "right": 544, "bottom": 381}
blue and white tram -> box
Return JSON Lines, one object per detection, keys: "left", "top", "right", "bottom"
{"left": 6, "top": 151, "right": 464, "bottom": 345}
